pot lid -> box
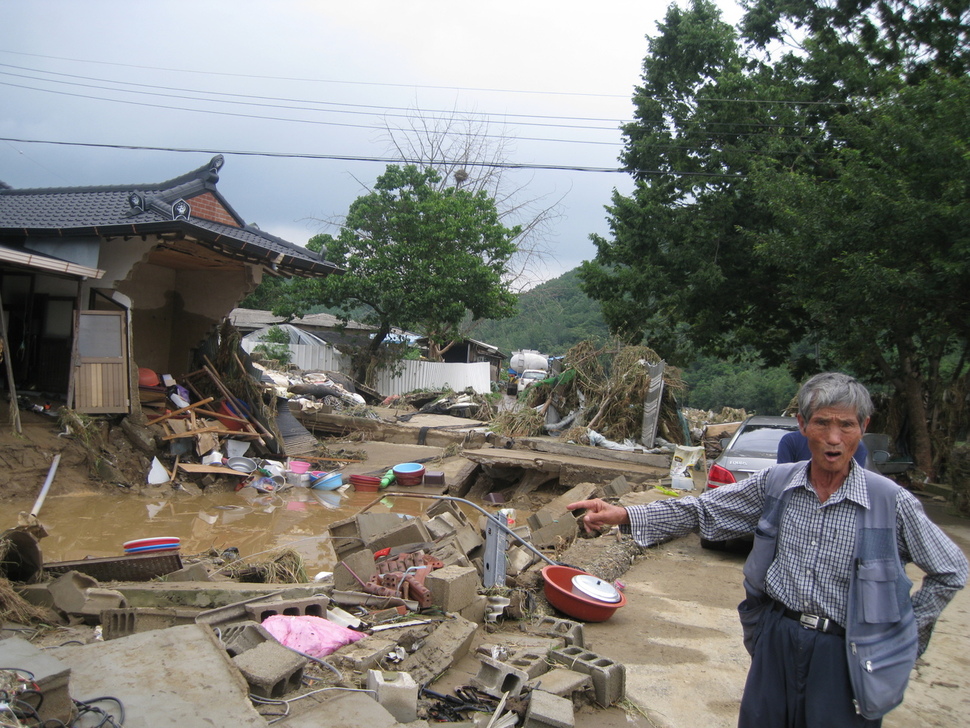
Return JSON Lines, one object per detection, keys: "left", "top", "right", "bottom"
{"left": 571, "top": 574, "right": 621, "bottom": 603}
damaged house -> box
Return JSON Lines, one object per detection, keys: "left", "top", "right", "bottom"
{"left": 0, "top": 155, "right": 341, "bottom": 415}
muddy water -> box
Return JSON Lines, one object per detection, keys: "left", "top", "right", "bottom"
{"left": 1, "top": 485, "right": 450, "bottom": 577}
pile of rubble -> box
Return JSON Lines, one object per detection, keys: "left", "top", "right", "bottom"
{"left": 3, "top": 476, "right": 638, "bottom": 726}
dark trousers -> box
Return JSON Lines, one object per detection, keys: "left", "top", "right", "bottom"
{"left": 738, "top": 606, "right": 882, "bottom": 728}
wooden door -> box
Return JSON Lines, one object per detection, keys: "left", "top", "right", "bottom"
{"left": 72, "top": 310, "right": 130, "bottom": 413}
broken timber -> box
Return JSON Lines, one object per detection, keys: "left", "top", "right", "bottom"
{"left": 293, "top": 408, "right": 492, "bottom": 448}
{"left": 461, "top": 445, "right": 669, "bottom": 489}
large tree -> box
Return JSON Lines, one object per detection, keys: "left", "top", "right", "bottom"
{"left": 580, "top": 0, "right": 970, "bottom": 479}
{"left": 276, "top": 164, "right": 520, "bottom": 384}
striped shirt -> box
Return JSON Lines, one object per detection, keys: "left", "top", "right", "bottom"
{"left": 624, "top": 460, "right": 968, "bottom": 652}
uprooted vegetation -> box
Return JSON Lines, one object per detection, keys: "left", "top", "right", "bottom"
{"left": 491, "top": 340, "right": 688, "bottom": 446}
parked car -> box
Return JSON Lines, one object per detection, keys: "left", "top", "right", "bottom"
{"left": 516, "top": 369, "right": 548, "bottom": 395}
{"left": 701, "top": 415, "right": 800, "bottom": 550}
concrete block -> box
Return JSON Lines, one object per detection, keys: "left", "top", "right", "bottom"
{"left": 232, "top": 640, "right": 307, "bottom": 698}
{"left": 330, "top": 636, "right": 398, "bottom": 672}
{"left": 548, "top": 646, "right": 625, "bottom": 706}
{"left": 436, "top": 512, "right": 484, "bottom": 554}
{"left": 160, "top": 562, "right": 212, "bottom": 581}
{"left": 469, "top": 654, "right": 530, "bottom": 698}
{"left": 506, "top": 545, "right": 537, "bottom": 576}
{"left": 426, "top": 499, "right": 471, "bottom": 527}
{"left": 366, "top": 669, "right": 419, "bottom": 723}
{"left": 430, "top": 535, "right": 471, "bottom": 568}
{"left": 219, "top": 621, "right": 278, "bottom": 657}
{"left": 0, "top": 637, "right": 73, "bottom": 725}
{"left": 333, "top": 548, "right": 377, "bottom": 591}
{"left": 397, "top": 614, "right": 478, "bottom": 685}
{"left": 601, "top": 475, "right": 631, "bottom": 498}
{"left": 533, "top": 616, "right": 585, "bottom": 648}
{"left": 426, "top": 514, "right": 458, "bottom": 540}
{"left": 537, "top": 484, "right": 598, "bottom": 519}
{"left": 527, "top": 510, "right": 555, "bottom": 531}
{"left": 48, "top": 570, "right": 127, "bottom": 621}
{"left": 506, "top": 649, "right": 550, "bottom": 680}
{"left": 459, "top": 594, "right": 488, "bottom": 624}
{"left": 426, "top": 564, "right": 479, "bottom": 612}
{"left": 530, "top": 517, "right": 578, "bottom": 549}
{"left": 101, "top": 607, "right": 197, "bottom": 640}
{"left": 366, "top": 518, "right": 433, "bottom": 554}
{"left": 525, "top": 667, "right": 593, "bottom": 698}
{"left": 245, "top": 595, "right": 330, "bottom": 622}
{"left": 524, "top": 689, "right": 574, "bottom": 728}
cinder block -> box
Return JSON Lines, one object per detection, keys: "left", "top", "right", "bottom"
{"left": 330, "top": 636, "right": 398, "bottom": 672}
{"left": 0, "top": 637, "right": 73, "bottom": 725}
{"left": 430, "top": 536, "right": 471, "bottom": 568}
{"left": 101, "top": 607, "right": 197, "bottom": 640}
{"left": 426, "top": 565, "right": 480, "bottom": 612}
{"left": 434, "top": 512, "right": 483, "bottom": 555}
{"left": 507, "top": 545, "right": 537, "bottom": 576}
{"left": 459, "top": 594, "right": 488, "bottom": 624}
{"left": 426, "top": 499, "right": 471, "bottom": 527}
{"left": 245, "top": 596, "right": 330, "bottom": 622}
{"left": 530, "top": 518, "right": 578, "bottom": 549}
{"left": 470, "top": 654, "right": 530, "bottom": 698}
{"left": 536, "top": 484, "right": 598, "bottom": 520}
{"left": 507, "top": 649, "right": 550, "bottom": 680}
{"left": 160, "top": 562, "right": 212, "bottom": 581}
{"left": 232, "top": 640, "right": 307, "bottom": 698}
{"left": 426, "top": 514, "right": 458, "bottom": 540}
{"left": 328, "top": 515, "right": 366, "bottom": 559}
{"left": 525, "top": 667, "right": 593, "bottom": 698}
{"left": 333, "top": 548, "right": 377, "bottom": 591}
{"left": 397, "top": 614, "right": 478, "bottom": 685}
{"left": 48, "top": 570, "right": 126, "bottom": 621}
{"left": 366, "top": 670, "right": 419, "bottom": 723}
{"left": 527, "top": 510, "right": 555, "bottom": 531}
{"left": 524, "top": 689, "right": 574, "bottom": 728}
{"left": 601, "top": 475, "right": 631, "bottom": 498}
{"left": 548, "top": 646, "right": 625, "bottom": 706}
{"left": 533, "top": 616, "right": 585, "bottom": 648}
{"left": 365, "top": 518, "right": 433, "bottom": 554}
{"left": 219, "top": 621, "right": 278, "bottom": 657}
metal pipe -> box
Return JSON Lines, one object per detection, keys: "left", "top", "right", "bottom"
{"left": 30, "top": 453, "right": 61, "bottom": 518}
{"left": 375, "top": 491, "right": 562, "bottom": 568}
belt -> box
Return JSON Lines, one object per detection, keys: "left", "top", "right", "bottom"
{"left": 774, "top": 601, "right": 845, "bottom": 637}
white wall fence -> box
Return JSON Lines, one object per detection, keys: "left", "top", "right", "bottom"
{"left": 242, "top": 340, "right": 492, "bottom": 396}
{"left": 241, "top": 340, "right": 351, "bottom": 374}
{"left": 374, "top": 359, "right": 492, "bottom": 396}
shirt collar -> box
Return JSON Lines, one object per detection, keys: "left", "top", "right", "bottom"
{"left": 781, "top": 459, "right": 870, "bottom": 508}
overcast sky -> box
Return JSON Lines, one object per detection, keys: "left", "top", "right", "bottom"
{"left": 0, "top": 0, "right": 742, "bottom": 287}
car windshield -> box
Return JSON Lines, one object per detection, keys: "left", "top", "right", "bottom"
{"left": 730, "top": 424, "right": 796, "bottom": 452}
{"left": 522, "top": 371, "right": 544, "bottom": 380}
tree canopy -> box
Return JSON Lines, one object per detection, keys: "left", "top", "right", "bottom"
{"left": 273, "top": 164, "right": 520, "bottom": 383}
{"left": 579, "top": 0, "right": 970, "bottom": 478}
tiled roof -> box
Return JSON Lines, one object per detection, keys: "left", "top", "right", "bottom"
{"left": 0, "top": 155, "right": 341, "bottom": 277}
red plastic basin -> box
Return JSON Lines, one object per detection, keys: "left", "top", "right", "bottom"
{"left": 541, "top": 565, "right": 626, "bottom": 622}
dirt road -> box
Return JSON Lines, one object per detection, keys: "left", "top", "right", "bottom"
{"left": 579, "top": 497, "right": 970, "bottom": 727}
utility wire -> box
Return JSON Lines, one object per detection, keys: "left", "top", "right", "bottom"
{"left": 0, "top": 136, "right": 751, "bottom": 178}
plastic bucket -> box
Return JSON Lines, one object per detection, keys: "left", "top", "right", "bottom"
{"left": 289, "top": 460, "right": 311, "bottom": 474}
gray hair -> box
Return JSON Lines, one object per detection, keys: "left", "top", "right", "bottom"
{"left": 797, "top": 372, "right": 873, "bottom": 426}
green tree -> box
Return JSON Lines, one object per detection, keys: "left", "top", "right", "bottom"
{"left": 275, "top": 164, "right": 520, "bottom": 384}
{"left": 580, "top": 0, "right": 970, "bottom": 478}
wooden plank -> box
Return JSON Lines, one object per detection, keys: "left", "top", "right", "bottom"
{"left": 178, "top": 463, "right": 248, "bottom": 475}
{"left": 146, "top": 396, "right": 215, "bottom": 426}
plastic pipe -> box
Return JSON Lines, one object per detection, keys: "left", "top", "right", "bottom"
{"left": 30, "top": 453, "right": 61, "bottom": 518}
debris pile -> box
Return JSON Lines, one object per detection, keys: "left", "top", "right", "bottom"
{"left": 1, "top": 476, "right": 642, "bottom": 726}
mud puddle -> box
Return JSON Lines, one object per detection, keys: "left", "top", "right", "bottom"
{"left": 1, "top": 486, "right": 448, "bottom": 576}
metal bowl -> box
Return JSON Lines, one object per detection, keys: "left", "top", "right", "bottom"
{"left": 226, "top": 456, "right": 257, "bottom": 474}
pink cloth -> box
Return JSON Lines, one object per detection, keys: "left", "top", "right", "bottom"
{"left": 261, "top": 614, "right": 365, "bottom": 657}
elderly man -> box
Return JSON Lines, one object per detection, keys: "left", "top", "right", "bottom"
{"left": 568, "top": 372, "right": 967, "bottom": 727}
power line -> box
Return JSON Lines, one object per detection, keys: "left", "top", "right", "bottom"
{"left": 0, "top": 136, "right": 750, "bottom": 178}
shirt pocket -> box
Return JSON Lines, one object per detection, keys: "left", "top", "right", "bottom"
{"left": 857, "top": 559, "right": 901, "bottom": 623}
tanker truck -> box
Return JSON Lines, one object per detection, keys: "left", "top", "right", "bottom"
{"left": 507, "top": 349, "right": 550, "bottom": 395}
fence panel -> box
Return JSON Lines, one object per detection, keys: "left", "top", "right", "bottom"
{"left": 375, "top": 360, "right": 492, "bottom": 396}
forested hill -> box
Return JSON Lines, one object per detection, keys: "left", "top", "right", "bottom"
{"left": 471, "top": 268, "right": 610, "bottom": 356}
